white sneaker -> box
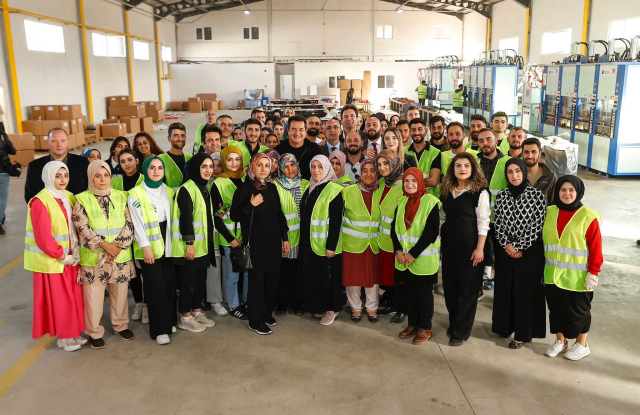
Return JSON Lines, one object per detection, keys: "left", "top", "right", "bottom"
{"left": 545, "top": 340, "right": 568, "bottom": 357}
{"left": 564, "top": 342, "right": 590, "bottom": 361}
{"left": 132, "top": 303, "right": 144, "bottom": 321}
{"left": 172, "top": 326, "right": 177, "bottom": 334}
{"left": 320, "top": 311, "right": 338, "bottom": 326}
{"left": 74, "top": 336, "right": 88, "bottom": 346}
{"left": 57, "top": 338, "right": 81, "bottom": 352}
{"left": 156, "top": 334, "right": 171, "bottom": 345}
{"left": 178, "top": 315, "right": 206, "bottom": 332}
{"left": 213, "top": 302, "right": 228, "bottom": 316}
{"left": 141, "top": 307, "right": 149, "bottom": 325}
{"left": 192, "top": 311, "right": 215, "bottom": 327}
{"left": 435, "top": 285, "right": 445, "bottom": 295}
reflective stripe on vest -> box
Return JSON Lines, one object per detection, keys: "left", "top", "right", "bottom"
{"left": 275, "top": 179, "right": 309, "bottom": 249}
{"left": 128, "top": 184, "right": 176, "bottom": 260}
{"left": 213, "top": 177, "right": 244, "bottom": 246}
{"left": 377, "top": 180, "right": 404, "bottom": 252}
{"left": 394, "top": 194, "right": 441, "bottom": 275}
{"left": 310, "top": 182, "right": 343, "bottom": 256}
{"left": 158, "top": 153, "right": 192, "bottom": 190}
{"left": 341, "top": 184, "right": 382, "bottom": 254}
{"left": 405, "top": 144, "right": 441, "bottom": 198}
{"left": 171, "top": 180, "right": 214, "bottom": 258}
{"left": 76, "top": 189, "right": 132, "bottom": 266}
{"left": 24, "top": 189, "right": 75, "bottom": 274}
{"left": 542, "top": 205, "right": 601, "bottom": 292}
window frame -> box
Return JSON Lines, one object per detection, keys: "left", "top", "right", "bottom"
{"left": 541, "top": 28, "right": 572, "bottom": 55}
{"left": 132, "top": 40, "right": 150, "bottom": 61}
{"left": 376, "top": 25, "right": 393, "bottom": 39}
{"left": 24, "top": 20, "right": 66, "bottom": 54}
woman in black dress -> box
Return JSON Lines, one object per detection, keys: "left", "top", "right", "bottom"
{"left": 231, "top": 152, "right": 289, "bottom": 335}
{"left": 492, "top": 158, "right": 547, "bottom": 349}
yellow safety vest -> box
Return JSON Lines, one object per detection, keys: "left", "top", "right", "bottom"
{"left": 338, "top": 175, "right": 353, "bottom": 186}
{"left": 497, "top": 134, "right": 511, "bottom": 154}
{"left": 453, "top": 90, "right": 464, "bottom": 108}
{"left": 213, "top": 177, "right": 245, "bottom": 246}
{"left": 275, "top": 179, "right": 309, "bottom": 249}
{"left": 171, "top": 180, "right": 214, "bottom": 258}
{"left": 477, "top": 154, "right": 511, "bottom": 221}
{"left": 440, "top": 148, "right": 478, "bottom": 178}
{"left": 404, "top": 144, "right": 441, "bottom": 198}
{"left": 310, "top": 182, "right": 343, "bottom": 256}
{"left": 110, "top": 174, "right": 143, "bottom": 195}
{"left": 24, "top": 189, "right": 76, "bottom": 273}
{"left": 158, "top": 152, "right": 192, "bottom": 189}
{"left": 227, "top": 140, "right": 269, "bottom": 168}
{"left": 377, "top": 180, "right": 404, "bottom": 253}
{"left": 341, "top": 184, "right": 382, "bottom": 254}
{"left": 417, "top": 84, "right": 427, "bottom": 99}
{"left": 128, "top": 184, "right": 176, "bottom": 260}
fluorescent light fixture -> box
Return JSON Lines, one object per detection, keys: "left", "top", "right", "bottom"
{"left": 244, "top": 8, "right": 250, "bottom": 14}
{"left": 396, "top": 6, "right": 404, "bottom": 13}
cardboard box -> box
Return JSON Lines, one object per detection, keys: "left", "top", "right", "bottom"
{"left": 76, "top": 132, "right": 86, "bottom": 147}
{"left": 8, "top": 133, "right": 35, "bottom": 151}
{"left": 36, "top": 136, "right": 49, "bottom": 150}
{"left": 238, "top": 100, "right": 245, "bottom": 107}
{"left": 81, "top": 115, "right": 88, "bottom": 125}
{"left": 197, "top": 93, "right": 217, "bottom": 101}
{"left": 148, "top": 110, "right": 164, "bottom": 122}
{"left": 122, "top": 104, "right": 142, "bottom": 117}
{"left": 22, "top": 120, "right": 44, "bottom": 136}
{"left": 363, "top": 78, "right": 372, "bottom": 90}
{"left": 140, "top": 117, "right": 153, "bottom": 133}
{"left": 108, "top": 106, "right": 124, "bottom": 117}
{"left": 42, "top": 120, "right": 70, "bottom": 135}
{"left": 218, "top": 100, "right": 224, "bottom": 110}
{"left": 203, "top": 101, "right": 215, "bottom": 110}
{"left": 170, "top": 101, "right": 183, "bottom": 111}
{"left": 189, "top": 101, "right": 203, "bottom": 113}
{"left": 338, "top": 79, "right": 351, "bottom": 90}
{"left": 103, "top": 117, "right": 120, "bottom": 124}
{"left": 67, "top": 119, "right": 78, "bottom": 134}
{"left": 353, "top": 89, "right": 362, "bottom": 99}
{"left": 146, "top": 101, "right": 159, "bottom": 111}
{"left": 361, "top": 89, "right": 371, "bottom": 100}
{"left": 30, "top": 105, "right": 46, "bottom": 120}
{"left": 182, "top": 101, "right": 190, "bottom": 110}
{"left": 59, "top": 104, "right": 82, "bottom": 119}
{"left": 9, "top": 150, "right": 35, "bottom": 166}
{"left": 364, "top": 71, "right": 371, "bottom": 80}
{"left": 76, "top": 118, "right": 84, "bottom": 133}
{"left": 121, "top": 117, "right": 140, "bottom": 134}
{"left": 101, "top": 123, "right": 127, "bottom": 138}
{"left": 45, "top": 105, "right": 60, "bottom": 120}
{"left": 67, "top": 133, "right": 77, "bottom": 148}
{"left": 351, "top": 80, "right": 362, "bottom": 89}
{"left": 108, "top": 96, "right": 132, "bottom": 107}
{"left": 340, "top": 90, "right": 348, "bottom": 104}
{"left": 188, "top": 97, "right": 201, "bottom": 103}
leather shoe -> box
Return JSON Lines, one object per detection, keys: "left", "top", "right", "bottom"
{"left": 398, "top": 326, "right": 418, "bottom": 339}
{"left": 390, "top": 312, "right": 407, "bottom": 325}
{"left": 449, "top": 338, "right": 464, "bottom": 347}
{"left": 351, "top": 311, "right": 362, "bottom": 323}
{"left": 368, "top": 311, "right": 379, "bottom": 323}
{"left": 412, "top": 329, "right": 432, "bottom": 345}
{"left": 378, "top": 306, "right": 397, "bottom": 317}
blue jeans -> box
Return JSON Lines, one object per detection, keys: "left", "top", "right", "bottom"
{"left": 0, "top": 173, "right": 9, "bottom": 223}
{"left": 223, "top": 245, "right": 248, "bottom": 309}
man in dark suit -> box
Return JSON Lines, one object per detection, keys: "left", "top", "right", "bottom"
{"left": 320, "top": 118, "right": 345, "bottom": 157}
{"left": 24, "top": 128, "right": 90, "bottom": 202}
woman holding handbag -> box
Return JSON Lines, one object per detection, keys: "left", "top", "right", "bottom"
{"left": 231, "top": 153, "right": 289, "bottom": 335}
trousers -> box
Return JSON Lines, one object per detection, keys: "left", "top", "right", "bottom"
{"left": 206, "top": 255, "right": 227, "bottom": 304}
{"left": 346, "top": 285, "right": 379, "bottom": 312}
{"left": 248, "top": 266, "right": 280, "bottom": 329}
{"left": 83, "top": 281, "right": 129, "bottom": 339}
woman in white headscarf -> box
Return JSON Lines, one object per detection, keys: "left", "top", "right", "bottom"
{"left": 25, "top": 161, "right": 86, "bottom": 352}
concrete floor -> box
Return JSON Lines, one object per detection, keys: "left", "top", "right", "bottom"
{"left": 0, "top": 112, "right": 639, "bottom": 414}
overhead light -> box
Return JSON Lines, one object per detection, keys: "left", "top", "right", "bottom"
{"left": 244, "top": 8, "right": 250, "bottom": 14}
{"left": 396, "top": 6, "right": 404, "bottom": 13}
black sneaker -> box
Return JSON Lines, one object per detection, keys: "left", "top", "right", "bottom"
{"left": 275, "top": 304, "right": 287, "bottom": 316}
{"left": 449, "top": 338, "right": 464, "bottom": 347}
{"left": 89, "top": 337, "right": 105, "bottom": 349}
{"left": 478, "top": 290, "right": 485, "bottom": 302}
{"left": 117, "top": 329, "right": 135, "bottom": 341}
{"left": 390, "top": 311, "right": 407, "bottom": 325}
{"left": 249, "top": 325, "right": 272, "bottom": 335}
{"left": 378, "top": 306, "right": 397, "bottom": 317}
{"left": 265, "top": 316, "right": 277, "bottom": 327}
{"left": 231, "top": 306, "right": 248, "bottom": 320}
{"left": 201, "top": 302, "right": 212, "bottom": 311}
{"left": 0, "top": 224, "right": 4, "bottom": 235}
{"left": 293, "top": 303, "right": 305, "bottom": 316}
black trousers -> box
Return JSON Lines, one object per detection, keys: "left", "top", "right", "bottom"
{"left": 179, "top": 263, "right": 207, "bottom": 314}
{"left": 484, "top": 224, "right": 496, "bottom": 268}
{"left": 442, "top": 250, "right": 484, "bottom": 341}
{"left": 141, "top": 255, "right": 176, "bottom": 339}
{"left": 453, "top": 107, "right": 463, "bottom": 114}
{"left": 278, "top": 258, "right": 297, "bottom": 306}
{"left": 381, "top": 285, "right": 407, "bottom": 313}
{"left": 418, "top": 98, "right": 426, "bottom": 106}
{"left": 248, "top": 266, "right": 280, "bottom": 329}
{"left": 130, "top": 265, "right": 144, "bottom": 303}
{"left": 403, "top": 271, "right": 434, "bottom": 330}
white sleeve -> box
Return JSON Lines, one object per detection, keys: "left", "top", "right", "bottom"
{"left": 476, "top": 189, "right": 491, "bottom": 236}
{"left": 128, "top": 194, "right": 151, "bottom": 249}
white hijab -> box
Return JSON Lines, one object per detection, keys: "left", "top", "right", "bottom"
{"left": 41, "top": 161, "right": 79, "bottom": 252}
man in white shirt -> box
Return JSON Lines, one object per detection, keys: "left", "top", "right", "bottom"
{"left": 363, "top": 116, "right": 382, "bottom": 158}
{"left": 345, "top": 132, "right": 365, "bottom": 182}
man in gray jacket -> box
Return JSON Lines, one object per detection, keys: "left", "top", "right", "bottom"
{"left": 522, "top": 138, "right": 557, "bottom": 204}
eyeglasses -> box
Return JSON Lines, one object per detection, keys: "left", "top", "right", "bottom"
{"left": 351, "top": 165, "right": 360, "bottom": 180}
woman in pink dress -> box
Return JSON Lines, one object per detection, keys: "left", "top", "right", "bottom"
{"left": 26, "top": 161, "right": 86, "bottom": 352}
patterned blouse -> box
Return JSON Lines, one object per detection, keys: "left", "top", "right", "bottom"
{"left": 72, "top": 194, "right": 136, "bottom": 285}
{"left": 493, "top": 186, "right": 547, "bottom": 252}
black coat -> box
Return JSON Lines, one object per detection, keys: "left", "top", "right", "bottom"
{"left": 0, "top": 132, "right": 17, "bottom": 174}
{"left": 24, "top": 153, "right": 89, "bottom": 202}
{"left": 274, "top": 140, "right": 322, "bottom": 181}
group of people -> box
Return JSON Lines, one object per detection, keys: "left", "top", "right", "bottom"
{"left": 24, "top": 103, "right": 602, "bottom": 362}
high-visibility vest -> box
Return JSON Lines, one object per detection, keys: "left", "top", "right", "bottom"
{"left": 227, "top": 140, "right": 269, "bottom": 168}
{"left": 24, "top": 189, "right": 76, "bottom": 273}
{"left": 543, "top": 206, "right": 601, "bottom": 292}
{"left": 497, "top": 134, "right": 511, "bottom": 154}
{"left": 213, "top": 177, "right": 244, "bottom": 246}
{"left": 404, "top": 144, "right": 441, "bottom": 198}
{"left": 394, "top": 194, "right": 441, "bottom": 275}
{"left": 440, "top": 148, "right": 478, "bottom": 178}
{"left": 276, "top": 179, "right": 309, "bottom": 249}
{"left": 453, "top": 89, "right": 464, "bottom": 108}
{"left": 417, "top": 84, "right": 427, "bottom": 99}
{"left": 158, "top": 152, "right": 192, "bottom": 190}
{"left": 338, "top": 175, "right": 353, "bottom": 186}
{"left": 377, "top": 180, "right": 404, "bottom": 253}
{"left": 171, "top": 180, "right": 213, "bottom": 258}
{"left": 75, "top": 190, "right": 133, "bottom": 266}
{"left": 477, "top": 154, "right": 511, "bottom": 221}
{"left": 310, "top": 181, "right": 343, "bottom": 256}
{"left": 110, "top": 174, "right": 143, "bottom": 195}
{"left": 341, "top": 184, "right": 382, "bottom": 254}
{"left": 193, "top": 124, "right": 207, "bottom": 155}
{"left": 128, "top": 184, "right": 176, "bottom": 260}
{"left": 464, "top": 141, "right": 475, "bottom": 150}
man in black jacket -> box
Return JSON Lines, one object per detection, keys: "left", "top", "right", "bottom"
{"left": 24, "top": 128, "right": 89, "bottom": 203}
{"left": 274, "top": 115, "right": 321, "bottom": 180}
{"left": 0, "top": 129, "right": 17, "bottom": 234}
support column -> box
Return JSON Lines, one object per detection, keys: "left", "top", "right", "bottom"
{"left": 78, "top": 0, "right": 94, "bottom": 122}
{"left": 370, "top": 0, "right": 375, "bottom": 61}
{"left": 524, "top": 7, "right": 530, "bottom": 64}
{"left": 124, "top": 10, "right": 134, "bottom": 101}
{"left": 154, "top": 21, "right": 163, "bottom": 110}
{"left": 2, "top": 0, "right": 22, "bottom": 132}
{"left": 267, "top": 0, "right": 272, "bottom": 61}
{"left": 486, "top": 18, "right": 491, "bottom": 52}
{"left": 581, "top": 0, "right": 590, "bottom": 55}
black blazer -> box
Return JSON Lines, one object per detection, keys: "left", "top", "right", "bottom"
{"left": 320, "top": 141, "right": 346, "bottom": 157}
{"left": 24, "top": 153, "right": 90, "bottom": 203}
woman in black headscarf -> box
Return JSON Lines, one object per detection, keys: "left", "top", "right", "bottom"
{"left": 542, "top": 175, "right": 602, "bottom": 361}
{"left": 492, "top": 158, "right": 547, "bottom": 349}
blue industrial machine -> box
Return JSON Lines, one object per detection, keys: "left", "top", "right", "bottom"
{"left": 424, "top": 56, "right": 459, "bottom": 109}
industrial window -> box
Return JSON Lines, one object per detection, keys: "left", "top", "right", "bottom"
{"left": 499, "top": 37, "right": 519, "bottom": 54}
{"left": 196, "top": 28, "right": 203, "bottom": 40}
{"left": 378, "top": 75, "right": 394, "bottom": 89}
{"left": 24, "top": 20, "right": 65, "bottom": 53}
{"left": 244, "top": 27, "right": 259, "bottom": 40}
{"left": 162, "top": 46, "right": 172, "bottom": 62}
{"left": 376, "top": 25, "right": 393, "bottom": 39}
{"left": 133, "top": 40, "right": 149, "bottom": 60}
{"left": 609, "top": 17, "right": 640, "bottom": 40}
{"left": 433, "top": 25, "right": 451, "bottom": 40}
{"left": 541, "top": 29, "right": 572, "bottom": 55}
{"left": 92, "top": 33, "right": 126, "bottom": 58}
{"left": 196, "top": 27, "right": 212, "bottom": 40}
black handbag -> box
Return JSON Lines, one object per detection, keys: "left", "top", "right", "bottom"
{"left": 229, "top": 210, "right": 253, "bottom": 272}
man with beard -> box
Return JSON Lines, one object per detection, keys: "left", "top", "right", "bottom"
{"left": 404, "top": 118, "right": 441, "bottom": 195}
{"left": 405, "top": 106, "right": 420, "bottom": 123}
{"left": 363, "top": 116, "right": 382, "bottom": 158}
{"left": 216, "top": 115, "right": 233, "bottom": 149}
{"left": 321, "top": 118, "right": 345, "bottom": 156}
{"left": 339, "top": 104, "right": 366, "bottom": 143}
{"left": 274, "top": 115, "right": 321, "bottom": 180}
{"left": 429, "top": 115, "right": 448, "bottom": 151}
{"left": 192, "top": 109, "right": 217, "bottom": 154}
{"left": 465, "top": 114, "right": 486, "bottom": 151}
{"left": 344, "top": 132, "right": 365, "bottom": 182}
{"left": 252, "top": 109, "right": 267, "bottom": 126}
{"left": 228, "top": 118, "right": 269, "bottom": 168}
{"left": 159, "top": 122, "right": 192, "bottom": 189}
{"left": 507, "top": 127, "right": 526, "bottom": 158}
{"left": 491, "top": 111, "right": 511, "bottom": 154}
{"left": 397, "top": 119, "right": 412, "bottom": 146}
{"left": 439, "top": 122, "right": 478, "bottom": 178}
{"left": 522, "top": 137, "right": 557, "bottom": 204}
{"left": 306, "top": 116, "right": 324, "bottom": 144}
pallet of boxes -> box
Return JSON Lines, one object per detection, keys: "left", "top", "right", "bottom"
{"left": 105, "top": 96, "right": 162, "bottom": 140}
{"left": 22, "top": 104, "right": 88, "bottom": 152}
{"left": 339, "top": 71, "right": 372, "bottom": 108}
{"left": 169, "top": 95, "right": 222, "bottom": 113}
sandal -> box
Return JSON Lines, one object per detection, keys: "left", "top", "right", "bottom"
{"left": 509, "top": 340, "right": 526, "bottom": 349}
{"left": 351, "top": 311, "right": 362, "bottom": 323}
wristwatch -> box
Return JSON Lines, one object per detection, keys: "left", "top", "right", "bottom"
{"left": 185, "top": 241, "right": 194, "bottom": 246}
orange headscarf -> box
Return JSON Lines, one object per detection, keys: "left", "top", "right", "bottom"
{"left": 402, "top": 167, "right": 428, "bottom": 229}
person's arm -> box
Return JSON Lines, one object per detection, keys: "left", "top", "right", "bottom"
{"left": 1, "top": 133, "right": 16, "bottom": 156}
{"left": 407, "top": 154, "right": 417, "bottom": 169}
{"left": 585, "top": 218, "right": 603, "bottom": 276}
{"left": 476, "top": 189, "right": 491, "bottom": 237}
{"left": 492, "top": 193, "right": 511, "bottom": 248}
{"left": 423, "top": 153, "right": 441, "bottom": 188}
{"left": 177, "top": 187, "right": 195, "bottom": 242}
{"left": 274, "top": 187, "right": 289, "bottom": 241}
{"left": 229, "top": 185, "right": 253, "bottom": 223}
{"left": 127, "top": 194, "right": 151, "bottom": 248}
{"left": 30, "top": 199, "right": 65, "bottom": 259}
{"left": 72, "top": 200, "right": 104, "bottom": 250}
{"left": 390, "top": 207, "right": 402, "bottom": 253}
{"left": 513, "top": 190, "right": 546, "bottom": 252}
{"left": 326, "top": 193, "right": 343, "bottom": 252}
{"left": 24, "top": 161, "right": 43, "bottom": 203}
{"left": 211, "top": 183, "right": 235, "bottom": 243}
{"left": 546, "top": 171, "right": 558, "bottom": 205}
{"left": 113, "top": 206, "right": 135, "bottom": 249}
{"left": 407, "top": 203, "right": 439, "bottom": 258}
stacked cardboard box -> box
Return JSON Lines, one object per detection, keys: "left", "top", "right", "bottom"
{"left": 188, "top": 97, "right": 203, "bottom": 113}
{"left": 337, "top": 73, "right": 372, "bottom": 103}
{"left": 23, "top": 105, "right": 85, "bottom": 150}
{"left": 363, "top": 71, "right": 372, "bottom": 100}
{"left": 102, "top": 96, "right": 155, "bottom": 135}
{"left": 8, "top": 132, "right": 35, "bottom": 166}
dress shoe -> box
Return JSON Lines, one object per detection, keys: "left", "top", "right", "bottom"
{"left": 351, "top": 311, "right": 362, "bottom": 323}
{"left": 398, "top": 326, "right": 418, "bottom": 339}
{"left": 412, "top": 329, "right": 432, "bottom": 345}
{"left": 449, "top": 338, "right": 464, "bottom": 347}
{"left": 368, "top": 311, "right": 379, "bottom": 323}
{"left": 390, "top": 312, "right": 407, "bottom": 325}
{"left": 378, "top": 306, "right": 397, "bottom": 317}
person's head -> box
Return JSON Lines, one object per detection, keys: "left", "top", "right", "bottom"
{"left": 249, "top": 153, "right": 271, "bottom": 181}
{"left": 329, "top": 151, "right": 346, "bottom": 178}
{"left": 265, "top": 150, "right": 280, "bottom": 175}
{"left": 380, "top": 119, "right": 389, "bottom": 136}
{"left": 360, "top": 160, "right": 378, "bottom": 187}
{"left": 45, "top": 163, "right": 69, "bottom": 190}
{"left": 134, "top": 132, "right": 163, "bottom": 158}
{"left": 341, "top": 105, "right": 359, "bottom": 130}
{"left": 306, "top": 116, "right": 322, "bottom": 138}
{"left": 253, "top": 109, "right": 266, "bottom": 124}
{"left": 206, "top": 109, "right": 216, "bottom": 124}
{"left": 110, "top": 136, "right": 131, "bottom": 161}
{"left": 345, "top": 132, "right": 363, "bottom": 155}
{"left": 382, "top": 127, "right": 402, "bottom": 153}
{"left": 118, "top": 149, "right": 141, "bottom": 176}
{"left": 265, "top": 118, "right": 275, "bottom": 130}
{"left": 406, "top": 106, "right": 420, "bottom": 122}
{"left": 326, "top": 118, "right": 341, "bottom": 142}
{"left": 554, "top": 176, "right": 585, "bottom": 209}
{"left": 146, "top": 157, "right": 165, "bottom": 183}
{"left": 470, "top": 114, "right": 487, "bottom": 142}
{"left": 168, "top": 122, "right": 187, "bottom": 150}
{"left": 390, "top": 115, "right": 400, "bottom": 127}
{"left": 221, "top": 146, "right": 243, "bottom": 175}
{"left": 47, "top": 128, "right": 69, "bottom": 159}
{"left": 280, "top": 116, "right": 289, "bottom": 125}
{"left": 285, "top": 107, "right": 295, "bottom": 117}
{"left": 211, "top": 154, "right": 223, "bottom": 178}
{"left": 349, "top": 87, "right": 354, "bottom": 94}
{"left": 365, "top": 116, "right": 381, "bottom": 141}
{"left": 559, "top": 180, "right": 577, "bottom": 205}
{"left": 320, "top": 120, "right": 326, "bottom": 134}
{"left": 402, "top": 169, "right": 423, "bottom": 195}
{"left": 244, "top": 118, "right": 262, "bottom": 144}
{"left": 92, "top": 166, "right": 111, "bottom": 191}
{"left": 260, "top": 127, "right": 272, "bottom": 143}
{"left": 287, "top": 115, "right": 307, "bottom": 147}
{"left": 522, "top": 138, "right": 542, "bottom": 168}
{"left": 376, "top": 153, "right": 391, "bottom": 177}
{"left": 491, "top": 111, "right": 508, "bottom": 134}
{"left": 188, "top": 153, "right": 214, "bottom": 182}
{"left": 82, "top": 147, "right": 101, "bottom": 162}
{"left": 202, "top": 125, "right": 223, "bottom": 154}
{"left": 508, "top": 127, "right": 526, "bottom": 152}
{"left": 310, "top": 159, "right": 326, "bottom": 181}
{"left": 265, "top": 133, "right": 279, "bottom": 149}
{"left": 446, "top": 122, "right": 465, "bottom": 150}
{"left": 279, "top": 153, "right": 300, "bottom": 180}
{"left": 409, "top": 118, "right": 429, "bottom": 144}
{"left": 397, "top": 120, "right": 410, "bottom": 145}
{"left": 233, "top": 127, "right": 244, "bottom": 141}
{"left": 273, "top": 121, "right": 285, "bottom": 140}
{"left": 421, "top": 80, "right": 426, "bottom": 85}
{"left": 505, "top": 158, "right": 526, "bottom": 187}
{"left": 216, "top": 115, "right": 233, "bottom": 139}
{"left": 356, "top": 115, "right": 364, "bottom": 129}
{"left": 440, "top": 152, "right": 487, "bottom": 197}
{"left": 272, "top": 109, "right": 283, "bottom": 119}
{"left": 429, "top": 115, "right": 446, "bottom": 141}
{"left": 478, "top": 128, "right": 497, "bottom": 157}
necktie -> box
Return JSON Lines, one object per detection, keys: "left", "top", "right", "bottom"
{"left": 331, "top": 146, "right": 337, "bottom": 153}
{"left": 373, "top": 143, "right": 378, "bottom": 156}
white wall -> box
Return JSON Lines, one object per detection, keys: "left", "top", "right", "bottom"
{"left": 490, "top": 1, "right": 527, "bottom": 58}
{"left": 462, "top": 12, "right": 487, "bottom": 63}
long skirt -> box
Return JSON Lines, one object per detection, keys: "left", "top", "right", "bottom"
{"left": 546, "top": 284, "right": 593, "bottom": 339}
{"left": 379, "top": 250, "right": 396, "bottom": 287}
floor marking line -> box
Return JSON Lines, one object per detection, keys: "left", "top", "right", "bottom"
{"left": 0, "top": 335, "right": 55, "bottom": 398}
{"left": 0, "top": 254, "right": 24, "bottom": 279}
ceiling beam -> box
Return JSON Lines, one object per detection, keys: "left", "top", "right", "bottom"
{"left": 122, "top": 0, "right": 146, "bottom": 11}
{"left": 510, "top": 0, "right": 531, "bottom": 8}
{"left": 379, "top": 1, "right": 490, "bottom": 19}
{"left": 155, "top": 0, "right": 263, "bottom": 19}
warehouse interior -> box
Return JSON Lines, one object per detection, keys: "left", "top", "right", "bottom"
{"left": 0, "top": 0, "right": 640, "bottom": 413}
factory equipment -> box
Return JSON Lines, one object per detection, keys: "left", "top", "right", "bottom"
{"left": 423, "top": 56, "right": 461, "bottom": 109}
{"left": 462, "top": 66, "right": 472, "bottom": 126}
{"left": 521, "top": 64, "right": 543, "bottom": 132}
